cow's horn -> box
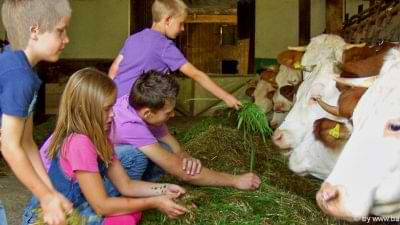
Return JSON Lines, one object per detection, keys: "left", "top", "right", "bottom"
{"left": 334, "top": 76, "right": 377, "bottom": 88}
{"left": 344, "top": 43, "right": 366, "bottom": 50}
{"left": 288, "top": 46, "right": 307, "bottom": 52}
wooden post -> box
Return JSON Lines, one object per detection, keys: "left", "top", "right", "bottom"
{"left": 326, "top": 0, "right": 343, "bottom": 35}
{"left": 299, "top": 0, "right": 311, "bottom": 45}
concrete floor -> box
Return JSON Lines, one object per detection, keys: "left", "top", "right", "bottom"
{"left": 0, "top": 173, "right": 30, "bottom": 225}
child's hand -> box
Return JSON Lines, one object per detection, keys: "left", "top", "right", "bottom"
{"left": 223, "top": 94, "right": 242, "bottom": 110}
{"left": 155, "top": 195, "right": 188, "bottom": 219}
{"left": 40, "top": 192, "right": 73, "bottom": 225}
{"left": 163, "top": 184, "right": 186, "bottom": 197}
{"left": 182, "top": 157, "right": 202, "bottom": 175}
{"left": 233, "top": 173, "right": 261, "bottom": 191}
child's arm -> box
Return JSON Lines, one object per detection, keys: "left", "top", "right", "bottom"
{"left": 1, "top": 114, "right": 72, "bottom": 224}
{"left": 76, "top": 169, "right": 188, "bottom": 218}
{"left": 107, "top": 159, "right": 186, "bottom": 197}
{"left": 158, "top": 132, "right": 202, "bottom": 175}
{"left": 22, "top": 115, "right": 53, "bottom": 188}
{"left": 108, "top": 54, "right": 124, "bottom": 79}
{"left": 180, "top": 62, "right": 242, "bottom": 109}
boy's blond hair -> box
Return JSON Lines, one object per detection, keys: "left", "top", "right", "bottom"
{"left": 47, "top": 68, "right": 116, "bottom": 166}
{"left": 152, "top": 0, "right": 187, "bottom": 22}
{"left": 1, "top": 0, "right": 71, "bottom": 49}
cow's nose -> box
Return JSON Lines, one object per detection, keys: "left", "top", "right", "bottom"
{"left": 272, "top": 130, "right": 284, "bottom": 146}
{"left": 317, "top": 182, "right": 347, "bottom": 219}
{"left": 317, "top": 182, "right": 339, "bottom": 203}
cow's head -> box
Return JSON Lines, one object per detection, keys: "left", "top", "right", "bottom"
{"left": 317, "top": 47, "right": 400, "bottom": 220}
{"left": 253, "top": 69, "right": 278, "bottom": 113}
{"left": 272, "top": 34, "right": 348, "bottom": 150}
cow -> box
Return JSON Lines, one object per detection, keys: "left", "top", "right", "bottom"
{"left": 317, "top": 47, "right": 400, "bottom": 221}
{"left": 266, "top": 50, "right": 304, "bottom": 128}
{"left": 271, "top": 34, "right": 365, "bottom": 179}
{"left": 252, "top": 68, "right": 278, "bottom": 113}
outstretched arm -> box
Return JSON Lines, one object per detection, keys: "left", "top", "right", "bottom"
{"left": 180, "top": 62, "right": 242, "bottom": 109}
{"left": 78, "top": 167, "right": 188, "bottom": 218}
{"left": 140, "top": 143, "right": 261, "bottom": 190}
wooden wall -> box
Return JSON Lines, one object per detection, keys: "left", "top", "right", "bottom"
{"left": 178, "top": 22, "right": 249, "bottom": 74}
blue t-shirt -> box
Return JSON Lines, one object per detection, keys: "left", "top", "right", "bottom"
{"left": 113, "top": 28, "right": 188, "bottom": 98}
{"left": 0, "top": 50, "right": 42, "bottom": 121}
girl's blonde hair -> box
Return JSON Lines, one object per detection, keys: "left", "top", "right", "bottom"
{"left": 47, "top": 68, "right": 116, "bottom": 166}
{"left": 152, "top": 0, "right": 187, "bottom": 22}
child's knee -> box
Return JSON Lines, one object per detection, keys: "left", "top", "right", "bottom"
{"left": 115, "top": 145, "right": 149, "bottom": 180}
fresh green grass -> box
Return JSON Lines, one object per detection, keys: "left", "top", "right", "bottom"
{"left": 236, "top": 102, "right": 273, "bottom": 171}
{"left": 237, "top": 102, "right": 274, "bottom": 143}
{"left": 143, "top": 120, "right": 349, "bottom": 225}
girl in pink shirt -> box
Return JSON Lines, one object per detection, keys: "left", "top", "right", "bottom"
{"left": 22, "top": 68, "right": 188, "bottom": 225}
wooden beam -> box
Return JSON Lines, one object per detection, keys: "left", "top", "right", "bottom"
{"left": 299, "top": 0, "right": 311, "bottom": 45}
{"left": 326, "top": 0, "right": 344, "bottom": 35}
{"left": 185, "top": 14, "right": 237, "bottom": 24}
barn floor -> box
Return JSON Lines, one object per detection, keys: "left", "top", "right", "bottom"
{"left": 0, "top": 115, "right": 391, "bottom": 225}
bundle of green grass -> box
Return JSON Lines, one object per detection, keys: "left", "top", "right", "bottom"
{"left": 33, "top": 209, "right": 85, "bottom": 225}
{"left": 236, "top": 102, "right": 274, "bottom": 142}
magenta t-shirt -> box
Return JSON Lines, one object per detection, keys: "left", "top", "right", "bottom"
{"left": 113, "top": 28, "right": 188, "bottom": 98}
{"left": 40, "top": 134, "right": 115, "bottom": 180}
{"left": 110, "top": 95, "right": 168, "bottom": 148}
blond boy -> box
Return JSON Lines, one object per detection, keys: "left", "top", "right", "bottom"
{"left": 109, "top": 0, "right": 242, "bottom": 109}
{"left": 0, "top": 1, "right": 72, "bottom": 224}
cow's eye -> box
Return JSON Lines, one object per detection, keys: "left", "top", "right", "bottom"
{"left": 384, "top": 119, "right": 400, "bottom": 138}
{"left": 389, "top": 123, "right": 400, "bottom": 132}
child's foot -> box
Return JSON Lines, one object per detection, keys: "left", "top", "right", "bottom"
{"left": 233, "top": 173, "right": 261, "bottom": 190}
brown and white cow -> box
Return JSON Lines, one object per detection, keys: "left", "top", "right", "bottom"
{"left": 271, "top": 34, "right": 361, "bottom": 179}
{"left": 317, "top": 47, "right": 400, "bottom": 220}
{"left": 252, "top": 68, "right": 278, "bottom": 113}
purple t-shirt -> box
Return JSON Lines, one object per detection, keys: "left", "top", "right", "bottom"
{"left": 114, "top": 28, "right": 187, "bottom": 98}
{"left": 110, "top": 95, "right": 168, "bottom": 148}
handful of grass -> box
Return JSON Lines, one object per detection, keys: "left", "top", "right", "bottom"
{"left": 32, "top": 209, "right": 86, "bottom": 225}
{"left": 237, "top": 102, "right": 273, "bottom": 142}
{"left": 236, "top": 102, "right": 273, "bottom": 171}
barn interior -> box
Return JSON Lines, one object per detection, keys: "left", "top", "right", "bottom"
{"left": 0, "top": 0, "right": 398, "bottom": 224}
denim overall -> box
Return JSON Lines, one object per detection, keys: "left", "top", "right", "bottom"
{"left": 21, "top": 154, "right": 108, "bottom": 225}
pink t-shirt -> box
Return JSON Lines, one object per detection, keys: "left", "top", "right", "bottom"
{"left": 40, "top": 134, "right": 114, "bottom": 180}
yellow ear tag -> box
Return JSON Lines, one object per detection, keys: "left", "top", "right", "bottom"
{"left": 294, "top": 61, "right": 302, "bottom": 70}
{"left": 328, "top": 124, "right": 340, "bottom": 139}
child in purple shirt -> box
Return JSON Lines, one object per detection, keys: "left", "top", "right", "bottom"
{"left": 109, "top": 0, "right": 241, "bottom": 109}
{"left": 107, "top": 70, "right": 261, "bottom": 195}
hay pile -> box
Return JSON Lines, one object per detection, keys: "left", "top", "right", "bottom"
{"left": 142, "top": 120, "right": 348, "bottom": 225}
